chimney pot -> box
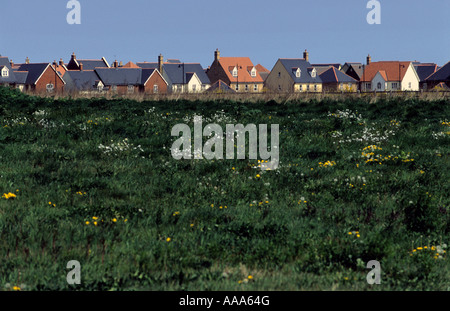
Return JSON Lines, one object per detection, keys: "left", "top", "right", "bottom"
{"left": 303, "top": 49, "right": 309, "bottom": 62}
{"left": 113, "top": 60, "right": 118, "bottom": 68}
{"left": 158, "top": 54, "right": 163, "bottom": 73}
{"left": 79, "top": 63, "right": 83, "bottom": 70}
{"left": 25, "top": 57, "right": 30, "bottom": 64}
{"left": 367, "top": 54, "right": 371, "bottom": 65}
{"left": 59, "top": 58, "right": 64, "bottom": 66}
{"left": 214, "top": 49, "right": 220, "bottom": 62}
{"left": 71, "top": 52, "right": 76, "bottom": 60}
{"left": 10, "top": 60, "right": 14, "bottom": 67}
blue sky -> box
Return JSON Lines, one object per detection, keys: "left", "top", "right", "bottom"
{"left": 1, "top": 0, "right": 449, "bottom": 69}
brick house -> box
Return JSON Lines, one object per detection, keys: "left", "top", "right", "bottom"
{"left": 206, "top": 49, "right": 264, "bottom": 93}
{"left": 66, "top": 53, "right": 110, "bottom": 70}
{"left": 13, "top": 61, "right": 65, "bottom": 93}
{"left": 140, "top": 68, "right": 168, "bottom": 94}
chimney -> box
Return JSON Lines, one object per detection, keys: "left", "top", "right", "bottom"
{"left": 53, "top": 60, "right": 57, "bottom": 67}
{"left": 71, "top": 52, "right": 76, "bottom": 60}
{"left": 59, "top": 58, "right": 64, "bottom": 66}
{"left": 303, "top": 49, "right": 309, "bottom": 62}
{"left": 367, "top": 54, "right": 371, "bottom": 65}
{"left": 113, "top": 60, "right": 118, "bottom": 68}
{"left": 10, "top": 60, "right": 14, "bottom": 67}
{"left": 79, "top": 63, "right": 83, "bottom": 71}
{"left": 214, "top": 49, "right": 220, "bottom": 62}
{"left": 25, "top": 57, "right": 30, "bottom": 64}
{"left": 158, "top": 54, "right": 163, "bottom": 73}
{"left": 119, "top": 61, "right": 123, "bottom": 67}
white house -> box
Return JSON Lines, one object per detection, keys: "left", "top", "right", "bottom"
{"left": 360, "top": 61, "right": 420, "bottom": 92}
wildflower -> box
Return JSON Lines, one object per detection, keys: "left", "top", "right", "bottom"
{"left": 92, "top": 216, "right": 98, "bottom": 220}
{"left": 256, "top": 174, "right": 260, "bottom": 178}
{"left": 166, "top": 237, "right": 171, "bottom": 242}
{"left": 112, "top": 218, "right": 117, "bottom": 223}
{"left": 85, "top": 221, "right": 90, "bottom": 225}
{"left": 12, "top": 286, "right": 21, "bottom": 291}
{"left": 248, "top": 275, "right": 253, "bottom": 280}
{"left": 94, "top": 222, "right": 98, "bottom": 226}
{"left": 2, "top": 192, "right": 17, "bottom": 199}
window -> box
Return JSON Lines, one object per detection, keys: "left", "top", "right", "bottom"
{"left": 392, "top": 82, "right": 398, "bottom": 90}
{"left": 235, "top": 84, "right": 239, "bottom": 91}
{"left": 306, "top": 85, "right": 310, "bottom": 91}
{"left": 1, "top": 68, "right": 9, "bottom": 77}
{"left": 295, "top": 68, "right": 301, "bottom": 78}
{"left": 365, "top": 83, "right": 371, "bottom": 90}
{"left": 340, "top": 83, "right": 344, "bottom": 90}
{"left": 377, "top": 82, "right": 382, "bottom": 90}
{"left": 128, "top": 85, "right": 134, "bottom": 93}
{"left": 201, "top": 85, "right": 206, "bottom": 91}
{"left": 314, "top": 84, "right": 317, "bottom": 92}
{"left": 46, "top": 83, "right": 54, "bottom": 93}
{"left": 232, "top": 67, "right": 238, "bottom": 77}
{"left": 278, "top": 72, "right": 281, "bottom": 78}
{"left": 153, "top": 84, "right": 158, "bottom": 93}
{"left": 251, "top": 68, "right": 256, "bottom": 77}
{"left": 278, "top": 85, "right": 282, "bottom": 91}
{"left": 245, "top": 84, "right": 249, "bottom": 91}
{"left": 192, "top": 84, "right": 197, "bottom": 92}
{"left": 98, "top": 84, "right": 104, "bottom": 92}
{"left": 298, "top": 85, "right": 302, "bottom": 92}
{"left": 111, "top": 85, "right": 117, "bottom": 91}
{"left": 408, "top": 82, "right": 412, "bottom": 89}
{"left": 253, "top": 84, "right": 258, "bottom": 91}
{"left": 311, "top": 69, "right": 316, "bottom": 78}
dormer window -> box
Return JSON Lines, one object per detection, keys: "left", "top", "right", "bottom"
{"left": 250, "top": 67, "right": 256, "bottom": 77}
{"left": 310, "top": 68, "right": 317, "bottom": 78}
{"left": 232, "top": 67, "right": 238, "bottom": 77}
{"left": 1, "top": 67, "right": 9, "bottom": 77}
{"left": 293, "top": 68, "right": 301, "bottom": 78}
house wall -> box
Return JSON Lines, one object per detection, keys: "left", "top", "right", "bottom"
{"left": 34, "top": 67, "right": 65, "bottom": 93}
{"left": 206, "top": 60, "right": 231, "bottom": 86}
{"left": 264, "top": 60, "right": 294, "bottom": 92}
{"left": 371, "top": 72, "right": 387, "bottom": 91}
{"left": 401, "top": 64, "right": 419, "bottom": 91}
{"left": 142, "top": 73, "right": 168, "bottom": 94}
{"left": 231, "top": 82, "right": 264, "bottom": 93}
{"left": 294, "top": 83, "right": 323, "bottom": 93}
{"left": 187, "top": 74, "right": 203, "bottom": 93}
{"left": 322, "top": 83, "right": 357, "bottom": 92}
{"left": 109, "top": 85, "right": 139, "bottom": 95}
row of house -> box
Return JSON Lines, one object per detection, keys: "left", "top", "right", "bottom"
{"left": 1, "top": 50, "right": 449, "bottom": 95}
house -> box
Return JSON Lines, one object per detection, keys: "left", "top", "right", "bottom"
{"left": 414, "top": 63, "right": 439, "bottom": 90}
{"left": 0, "top": 56, "right": 24, "bottom": 89}
{"left": 140, "top": 68, "right": 168, "bottom": 94}
{"left": 63, "top": 70, "right": 104, "bottom": 93}
{"left": 360, "top": 59, "right": 420, "bottom": 92}
{"left": 94, "top": 67, "right": 142, "bottom": 95}
{"left": 66, "top": 53, "right": 110, "bottom": 70}
{"left": 264, "top": 50, "right": 322, "bottom": 93}
{"left": 424, "top": 61, "right": 450, "bottom": 90}
{"left": 206, "top": 49, "right": 264, "bottom": 93}
{"left": 13, "top": 61, "right": 66, "bottom": 93}
{"left": 205, "top": 79, "right": 236, "bottom": 93}
{"left": 137, "top": 55, "right": 210, "bottom": 92}
{"left": 341, "top": 62, "right": 364, "bottom": 81}
{"left": 319, "top": 66, "right": 358, "bottom": 92}
{"left": 312, "top": 63, "right": 342, "bottom": 75}
{"left": 255, "top": 64, "right": 270, "bottom": 82}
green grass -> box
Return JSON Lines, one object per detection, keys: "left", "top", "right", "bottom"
{"left": 0, "top": 86, "right": 449, "bottom": 290}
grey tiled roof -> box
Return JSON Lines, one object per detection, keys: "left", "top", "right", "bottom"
{"left": 95, "top": 68, "right": 142, "bottom": 86}
{"left": 425, "top": 62, "right": 450, "bottom": 81}
{"left": 279, "top": 59, "right": 322, "bottom": 83}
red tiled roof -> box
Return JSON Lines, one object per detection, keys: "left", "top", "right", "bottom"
{"left": 219, "top": 57, "right": 264, "bottom": 83}
{"left": 255, "top": 64, "right": 269, "bottom": 73}
{"left": 122, "top": 61, "right": 140, "bottom": 68}
{"left": 361, "top": 61, "right": 411, "bottom": 82}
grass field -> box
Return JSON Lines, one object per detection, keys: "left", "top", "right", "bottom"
{"left": 0, "top": 86, "right": 449, "bottom": 291}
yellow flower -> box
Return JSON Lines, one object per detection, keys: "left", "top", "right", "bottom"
{"left": 94, "top": 222, "right": 98, "bottom": 226}
{"left": 166, "top": 237, "right": 171, "bottom": 242}
{"left": 256, "top": 174, "right": 260, "bottom": 178}
{"left": 12, "top": 286, "right": 21, "bottom": 291}
{"left": 248, "top": 275, "right": 253, "bottom": 280}
{"left": 112, "top": 218, "right": 117, "bottom": 223}
{"left": 190, "top": 223, "right": 194, "bottom": 227}
{"left": 92, "top": 216, "right": 98, "bottom": 220}
{"left": 85, "top": 221, "right": 90, "bottom": 225}
{"left": 348, "top": 232, "right": 352, "bottom": 235}
{"left": 211, "top": 204, "right": 214, "bottom": 208}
